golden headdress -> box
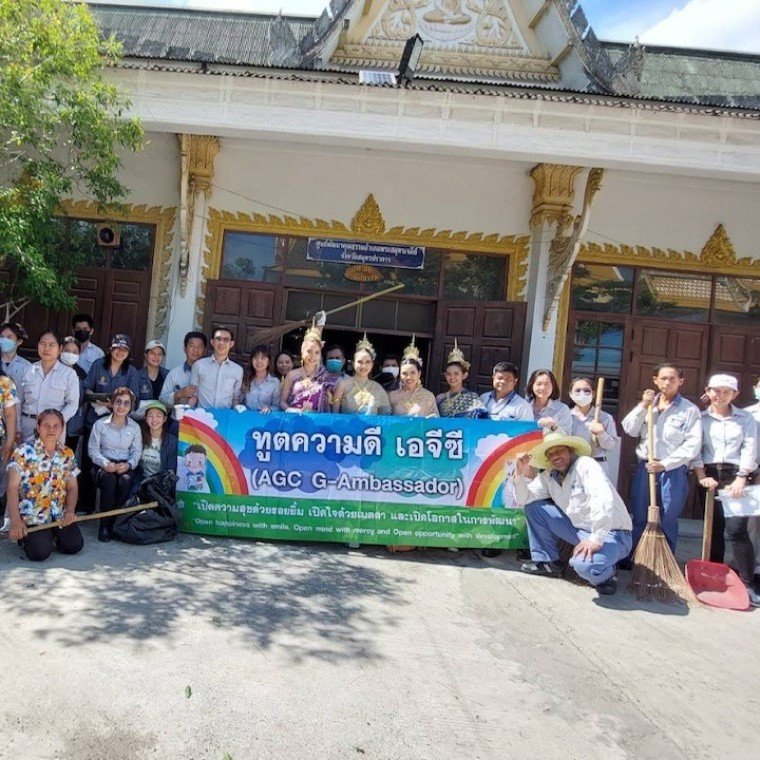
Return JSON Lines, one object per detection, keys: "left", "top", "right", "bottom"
{"left": 402, "top": 334, "right": 422, "bottom": 366}
{"left": 302, "top": 319, "right": 324, "bottom": 346}
{"left": 446, "top": 338, "right": 470, "bottom": 372}
{"left": 355, "top": 332, "right": 376, "bottom": 360}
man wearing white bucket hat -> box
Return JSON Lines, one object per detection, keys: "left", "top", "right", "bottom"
{"left": 513, "top": 432, "right": 632, "bottom": 595}
{"left": 693, "top": 373, "right": 759, "bottom": 605}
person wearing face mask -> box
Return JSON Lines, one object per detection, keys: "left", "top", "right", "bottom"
{"left": 324, "top": 344, "right": 348, "bottom": 405}
{"left": 744, "top": 377, "right": 760, "bottom": 588}
{"left": 72, "top": 314, "right": 105, "bottom": 374}
{"left": 59, "top": 336, "right": 87, "bottom": 454}
{"left": 0, "top": 322, "right": 31, "bottom": 390}
{"left": 377, "top": 354, "right": 401, "bottom": 392}
{"left": 568, "top": 377, "right": 620, "bottom": 479}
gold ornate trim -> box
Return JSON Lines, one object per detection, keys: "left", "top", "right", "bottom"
{"left": 578, "top": 224, "right": 756, "bottom": 276}
{"left": 553, "top": 224, "right": 754, "bottom": 388}
{"left": 198, "top": 193, "right": 529, "bottom": 326}
{"left": 59, "top": 200, "right": 177, "bottom": 339}
{"left": 530, "top": 164, "right": 583, "bottom": 230}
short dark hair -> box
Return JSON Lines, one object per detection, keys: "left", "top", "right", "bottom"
{"left": 185, "top": 444, "right": 207, "bottom": 456}
{"left": 0, "top": 322, "right": 27, "bottom": 341}
{"left": 492, "top": 361, "right": 519, "bottom": 378}
{"left": 184, "top": 331, "right": 208, "bottom": 348}
{"left": 38, "top": 328, "right": 63, "bottom": 345}
{"left": 382, "top": 354, "right": 400, "bottom": 365}
{"left": 526, "top": 368, "right": 560, "bottom": 401}
{"left": 653, "top": 362, "right": 683, "bottom": 378}
{"left": 325, "top": 344, "right": 345, "bottom": 357}
{"left": 72, "top": 313, "right": 94, "bottom": 328}
{"left": 213, "top": 326, "right": 234, "bottom": 341}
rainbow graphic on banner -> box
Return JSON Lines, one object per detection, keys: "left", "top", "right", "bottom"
{"left": 181, "top": 415, "right": 249, "bottom": 495}
{"left": 465, "top": 430, "right": 543, "bottom": 508}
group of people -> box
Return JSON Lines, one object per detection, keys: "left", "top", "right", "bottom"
{"left": 1, "top": 313, "right": 759, "bottom": 606}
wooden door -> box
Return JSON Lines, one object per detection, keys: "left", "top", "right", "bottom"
{"left": 431, "top": 300, "right": 526, "bottom": 394}
{"left": 708, "top": 326, "right": 760, "bottom": 405}
{"left": 204, "top": 279, "right": 285, "bottom": 360}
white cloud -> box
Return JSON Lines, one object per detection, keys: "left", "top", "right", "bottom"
{"left": 640, "top": 0, "right": 760, "bottom": 53}
{"left": 474, "top": 433, "right": 511, "bottom": 459}
{"left": 182, "top": 408, "right": 219, "bottom": 429}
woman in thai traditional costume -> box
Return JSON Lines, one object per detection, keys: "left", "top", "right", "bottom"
{"left": 280, "top": 314, "right": 331, "bottom": 412}
{"left": 389, "top": 337, "right": 438, "bottom": 418}
{"left": 332, "top": 334, "right": 391, "bottom": 415}
{"left": 436, "top": 340, "right": 486, "bottom": 419}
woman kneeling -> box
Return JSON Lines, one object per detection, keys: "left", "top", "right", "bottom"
{"left": 6, "top": 409, "right": 82, "bottom": 561}
{"left": 89, "top": 387, "right": 141, "bottom": 542}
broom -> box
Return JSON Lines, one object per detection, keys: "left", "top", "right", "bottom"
{"left": 630, "top": 405, "right": 697, "bottom": 603}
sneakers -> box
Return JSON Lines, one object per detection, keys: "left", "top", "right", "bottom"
{"left": 519, "top": 560, "right": 564, "bottom": 577}
{"left": 595, "top": 575, "right": 619, "bottom": 596}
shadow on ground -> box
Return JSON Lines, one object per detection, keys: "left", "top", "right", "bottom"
{"left": 0, "top": 527, "right": 417, "bottom": 662}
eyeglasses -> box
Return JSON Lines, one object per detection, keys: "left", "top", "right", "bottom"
{"left": 113, "top": 399, "right": 132, "bottom": 407}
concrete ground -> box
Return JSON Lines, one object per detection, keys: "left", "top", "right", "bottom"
{"left": 0, "top": 520, "right": 757, "bottom": 760}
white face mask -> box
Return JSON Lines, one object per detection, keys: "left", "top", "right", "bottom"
{"left": 570, "top": 390, "right": 593, "bottom": 406}
{"left": 384, "top": 366, "right": 399, "bottom": 378}
{"left": 59, "top": 352, "right": 79, "bottom": 367}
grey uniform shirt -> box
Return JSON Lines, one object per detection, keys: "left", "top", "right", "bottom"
{"left": 532, "top": 399, "right": 573, "bottom": 435}
{"left": 2, "top": 354, "right": 31, "bottom": 389}
{"left": 479, "top": 391, "right": 534, "bottom": 422}
{"left": 514, "top": 456, "right": 632, "bottom": 545}
{"left": 18, "top": 361, "right": 80, "bottom": 421}
{"left": 243, "top": 374, "right": 281, "bottom": 411}
{"left": 77, "top": 342, "right": 105, "bottom": 374}
{"left": 692, "top": 406, "right": 757, "bottom": 474}
{"left": 159, "top": 362, "right": 193, "bottom": 410}
{"left": 88, "top": 415, "right": 142, "bottom": 469}
{"left": 190, "top": 356, "right": 243, "bottom": 409}
{"left": 621, "top": 393, "right": 702, "bottom": 470}
{"left": 570, "top": 407, "right": 620, "bottom": 458}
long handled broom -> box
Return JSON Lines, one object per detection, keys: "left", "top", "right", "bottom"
{"left": 630, "top": 405, "right": 698, "bottom": 604}
{"left": 1, "top": 502, "right": 159, "bottom": 538}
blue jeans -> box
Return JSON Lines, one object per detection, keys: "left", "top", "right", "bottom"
{"left": 629, "top": 462, "right": 688, "bottom": 553}
{"left": 524, "top": 499, "right": 632, "bottom": 586}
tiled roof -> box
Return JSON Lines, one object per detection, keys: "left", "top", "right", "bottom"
{"left": 604, "top": 42, "right": 760, "bottom": 110}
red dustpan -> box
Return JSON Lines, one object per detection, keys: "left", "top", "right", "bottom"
{"left": 686, "top": 490, "right": 750, "bottom": 610}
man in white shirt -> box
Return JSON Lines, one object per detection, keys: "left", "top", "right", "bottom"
{"left": 72, "top": 314, "right": 105, "bottom": 373}
{"left": 479, "top": 361, "right": 533, "bottom": 422}
{"left": 621, "top": 362, "right": 701, "bottom": 555}
{"left": 159, "top": 331, "right": 208, "bottom": 412}
{"left": 189, "top": 326, "right": 242, "bottom": 409}
{"left": 513, "top": 432, "right": 633, "bottom": 596}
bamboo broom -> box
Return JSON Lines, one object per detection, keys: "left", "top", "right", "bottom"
{"left": 630, "top": 405, "right": 697, "bottom": 604}
{"left": 2, "top": 502, "right": 160, "bottom": 538}
{"left": 591, "top": 377, "right": 605, "bottom": 448}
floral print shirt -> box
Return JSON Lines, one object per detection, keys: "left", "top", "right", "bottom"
{"left": 0, "top": 374, "right": 18, "bottom": 443}
{"left": 7, "top": 439, "right": 79, "bottom": 526}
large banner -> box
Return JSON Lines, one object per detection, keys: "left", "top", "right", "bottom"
{"left": 176, "top": 410, "right": 541, "bottom": 549}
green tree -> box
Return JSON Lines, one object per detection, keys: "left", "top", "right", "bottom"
{"left": 0, "top": 0, "right": 142, "bottom": 320}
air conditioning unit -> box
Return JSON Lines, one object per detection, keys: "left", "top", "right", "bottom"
{"left": 96, "top": 223, "right": 120, "bottom": 248}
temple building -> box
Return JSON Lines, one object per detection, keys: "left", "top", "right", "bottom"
{"left": 26, "top": 0, "right": 760, "bottom": 492}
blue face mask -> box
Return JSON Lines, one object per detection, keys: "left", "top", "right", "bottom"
{"left": 326, "top": 358, "right": 344, "bottom": 373}
{"left": 0, "top": 337, "right": 17, "bottom": 354}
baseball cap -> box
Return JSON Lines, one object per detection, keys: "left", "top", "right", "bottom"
{"left": 145, "top": 339, "right": 166, "bottom": 353}
{"left": 110, "top": 333, "right": 132, "bottom": 350}
{"left": 142, "top": 400, "right": 168, "bottom": 415}
{"left": 707, "top": 373, "right": 738, "bottom": 391}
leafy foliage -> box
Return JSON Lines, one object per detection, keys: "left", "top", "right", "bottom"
{"left": 0, "top": 0, "right": 143, "bottom": 318}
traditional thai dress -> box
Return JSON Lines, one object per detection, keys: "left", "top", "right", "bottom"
{"left": 286, "top": 366, "right": 331, "bottom": 412}
{"left": 337, "top": 378, "right": 391, "bottom": 415}
{"left": 436, "top": 390, "right": 486, "bottom": 419}
{"left": 389, "top": 386, "right": 439, "bottom": 418}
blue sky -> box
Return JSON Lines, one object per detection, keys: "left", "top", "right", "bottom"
{"left": 89, "top": 1, "right": 760, "bottom": 53}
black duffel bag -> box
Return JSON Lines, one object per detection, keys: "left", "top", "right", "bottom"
{"left": 111, "top": 471, "right": 180, "bottom": 545}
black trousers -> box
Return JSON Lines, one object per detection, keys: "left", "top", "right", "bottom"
{"left": 20, "top": 523, "right": 83, "bottom": 562}
{"left": 78, "top": 428, "right": 96, "bottom": 513}
{"left": 699, "top": 463, "right": 756, "bottom": 583}
{"left": 94, "top": 468, "right": 134, "bottom": 512}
